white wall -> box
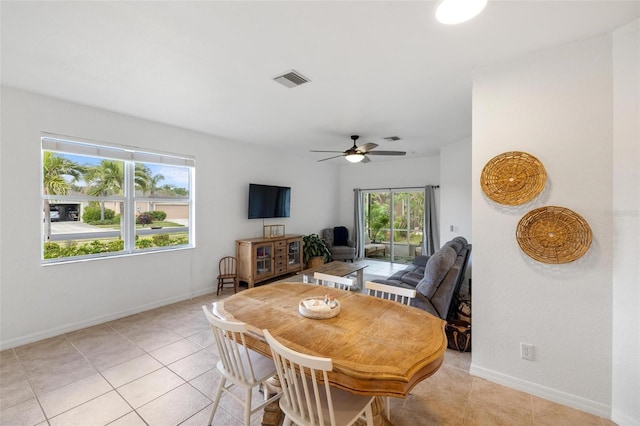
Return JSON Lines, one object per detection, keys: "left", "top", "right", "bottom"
{"left": 440, "top": 138, "right": 472, "bottom": 242}
{"left": 472, "top": 35, "right": 615, "bottom": 416}
{"left": 336, "top": 155, "right": 440, "bottom": 233}
{"left": 611, "top": 19, "right": 640, "bottom": 426}
{"left": 441, "top": 137, "right": 472, "bottom": 293}
{"left": 0, "top": 87, "right": 341, "bottom": 349}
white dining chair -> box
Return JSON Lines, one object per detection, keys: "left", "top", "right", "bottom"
{"left": 313, "top": 272, "right": 354, "bottom": 291}
{"left": 263, "top": 329, "right": 374, "bottom": 426}
{"left": 364, "top": 281, "right": 417, "bottom": 419}
{"left": 202, "top": 304, "right": 281, "bottom": 426}
{"left": 364, "top": 281, "right": 416, "bottom": 306}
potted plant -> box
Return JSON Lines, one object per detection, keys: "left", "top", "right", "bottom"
{"left": 303, "top": 233, "right": 331, "bottom": 268}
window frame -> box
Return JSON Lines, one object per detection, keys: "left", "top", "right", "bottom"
{"left": 41, "top": 133, "right": 195, "bottom": 264}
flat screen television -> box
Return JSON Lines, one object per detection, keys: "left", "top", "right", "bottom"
{"left": 248, "top": 183, "right": 291, "bottom": 219}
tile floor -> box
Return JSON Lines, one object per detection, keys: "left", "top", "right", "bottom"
{"left": 0, "top": 260, "right": 615, "bottom": 426}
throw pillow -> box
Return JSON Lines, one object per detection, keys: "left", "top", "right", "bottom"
{"left": 416, "top": 246, "right": 457, "bottom": 299}
{"left": 333, "top": 226, "right": 349, "bottom": 246}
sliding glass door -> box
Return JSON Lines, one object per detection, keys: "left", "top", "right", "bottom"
{"left": 362, "top": 188, "right": 425, "bottom": 264}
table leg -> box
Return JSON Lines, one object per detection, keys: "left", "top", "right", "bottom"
{"left": 357, "top": 269, "right": 364, "bottom": 289}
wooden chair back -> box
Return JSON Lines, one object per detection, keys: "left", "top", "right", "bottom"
{"left": 365, "top": 281, "right": 416, "bottom": 306}
{"left": 217, "top": 256, "right": 238, "bottom": 295}
{"left": 202, "top": 305, "right": 259, "bottom": 385}
{"left": 264, "top": 329, "right": 374, "bottom": 426}
{"left": 313, "top": 272, "right": 354, "bottom": 291}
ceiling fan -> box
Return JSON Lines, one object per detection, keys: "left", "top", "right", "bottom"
{"left": 311, "top": 135, "right": 406, "bottom": 163}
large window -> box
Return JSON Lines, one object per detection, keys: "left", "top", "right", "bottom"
{"left": 42, "top": 134, "right": 194, "bottom": 263}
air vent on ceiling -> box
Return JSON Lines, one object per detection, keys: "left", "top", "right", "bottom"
{"left": 384, "top": 136, "right": 401, "bottom": 141}
{"left": 273, "top": 69, "right": 310, "bottom": 88}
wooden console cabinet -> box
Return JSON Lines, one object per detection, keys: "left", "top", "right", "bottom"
{"left": 236, "top": 234, "right": 303, "bottom": 288}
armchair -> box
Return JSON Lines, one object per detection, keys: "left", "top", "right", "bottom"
{"left": 321, "top": 227, "right": 357, "bottom": 262}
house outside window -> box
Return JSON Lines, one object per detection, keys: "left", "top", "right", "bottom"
{"left": 41, "top": 134, "right": 194, "bottom": 263}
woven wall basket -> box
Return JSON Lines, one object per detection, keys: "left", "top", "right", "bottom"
{"left": 516, "top": 206, "right": 592, "bottom": 264}
{"left": 481, "top": 151, "right": 546, "bottom": 205}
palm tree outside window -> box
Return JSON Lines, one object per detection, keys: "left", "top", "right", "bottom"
{"left": 41, "top": 134, "right": 194, "bottom": 263}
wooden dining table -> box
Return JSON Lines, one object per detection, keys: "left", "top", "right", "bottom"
{"left": 214, "top": 282, "right": 447, "bottom": 402}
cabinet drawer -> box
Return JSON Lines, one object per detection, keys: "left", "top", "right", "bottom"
{"left": 275, "top": 240, "right": 286, "bottom": 248}
{"left": 275, "top": 261, "right": 287, "bottom": 273}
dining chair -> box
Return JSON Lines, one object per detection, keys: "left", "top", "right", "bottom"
{"left": 216, "top": 256, "right": 238, "bottom": 295}
{"left": 364, "top": 280, "right": 416, "bottom": 419}
{"left": 263, "top": 329, "right": 374, "bottom": 426}
{"left": 364, "top": 281, "right": 416, "bottom": 305}
{"left": 313, "top": 272, "right": 354, "bottom": 291}
{"left": 201, "top": 304, "right": 281, "bottom": 426}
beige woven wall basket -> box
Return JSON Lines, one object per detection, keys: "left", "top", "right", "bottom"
{"left": 481, "top": 151, "right": 547, "bottom": 205}
{"left": 516, "top": 206, "right": 592, "bottom": 264}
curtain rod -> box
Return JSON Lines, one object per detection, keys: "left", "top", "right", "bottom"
{"left": 354, "top": 185, "right": 439, "bottom": 191}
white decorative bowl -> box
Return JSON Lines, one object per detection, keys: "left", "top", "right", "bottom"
{"left": 298, "top": 297, "right": 340, "bottom": 319}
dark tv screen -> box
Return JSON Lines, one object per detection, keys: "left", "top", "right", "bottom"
{"left": 248, "top": 184, "right": 291, "bottom": 219}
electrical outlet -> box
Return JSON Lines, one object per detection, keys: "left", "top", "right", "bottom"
{"left": 520, "top": 343, "right": 535, "bottom": 361}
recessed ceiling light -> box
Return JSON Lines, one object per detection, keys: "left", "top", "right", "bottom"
{"left": 435, "top": 0, "right": 487, "bottom": 25}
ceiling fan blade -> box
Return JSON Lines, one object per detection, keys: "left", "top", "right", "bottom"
{"left": 361, "top": 156, "right": 371, "bottom": 164}
{"left": 356, "top": 142, "right": 378, "bottom": 153}
{"left": 366, "top": 150, "right": 406, "bottom": 156}
{"left": 316, "top": 154, "right": 345, "bottom": 162}
{"left": 310, "top": 150, "right": 345, "bottom": 153}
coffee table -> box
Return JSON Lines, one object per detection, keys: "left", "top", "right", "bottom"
{"left": 298, "top": 261, "right": 368, "bottom": 289}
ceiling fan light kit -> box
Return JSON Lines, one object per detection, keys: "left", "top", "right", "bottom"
{"left": 435, "top": 0, "right": 488, "bottom": 25}
{"left": 345, "top": 153, "right": 365, "bottom": 163}
{"left": 311, "top": 135, "right": 406, "bottom": 163}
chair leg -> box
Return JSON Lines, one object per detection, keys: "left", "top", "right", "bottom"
{"left": 244, "top": 387, "right": 252, "bottom": 426}
{"left": 385, "top": 396, "right": 391, "bottom": 420}
{"left": 216, "top": 278, "right": 221, "bottom": 296}
{"left": 233, "top": 277, "right": 238, "bottom": 294}
{"left": 364, "top": 402, "right": 374, "bottom": 426}
{"left": 208, "top": 377, "right": 226, "bottom": 425}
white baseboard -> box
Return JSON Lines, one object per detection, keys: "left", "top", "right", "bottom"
{"left": 0, "top": 286, "right": 217, "bottom": 351}
{"left": 470, "top": 363, "right": 612, "bottom": 419}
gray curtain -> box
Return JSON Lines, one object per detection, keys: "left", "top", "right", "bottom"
{"left": 423, "top": 185, "right": 439, "bottom": 256}
{"left": 353, "top": 189, "right": 365, "bottom": 260}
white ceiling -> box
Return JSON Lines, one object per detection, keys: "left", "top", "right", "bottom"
{"left": 2, "top": 1, "right": 638, "bottom": 162}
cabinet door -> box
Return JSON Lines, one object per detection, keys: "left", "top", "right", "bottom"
{"left": 253, "top": 243, "right": 274, "bottom": 280}
{"left": 287, "top": 238, "right": 302, "bottom": 271}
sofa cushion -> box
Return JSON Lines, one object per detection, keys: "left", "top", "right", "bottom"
{"left": 402, "top": 272, "right": 424, "bottom": 287}
{"left": 411, "top": 294, "right": 438, "bottom": 317}
{"left": 453, "top": 236, "right": 468, "bottom": 247}
{"left": 413, "top": 255, "right": 430, "bottom": 267}
{"left": 388, "top": 269, "right": 410, "bottom": 281}
{"left": 444, "top": 240, "right": 463, "bottom": 253}
{"left": 330, "top": 246, "right": 355, "bottom": 256}
{"left": 416, "top": 246, "right": 457, "bottom": 299}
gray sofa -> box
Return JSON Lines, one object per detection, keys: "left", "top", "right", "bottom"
{"left": 372, "top": 236, "right": 471, "bottom": 320}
